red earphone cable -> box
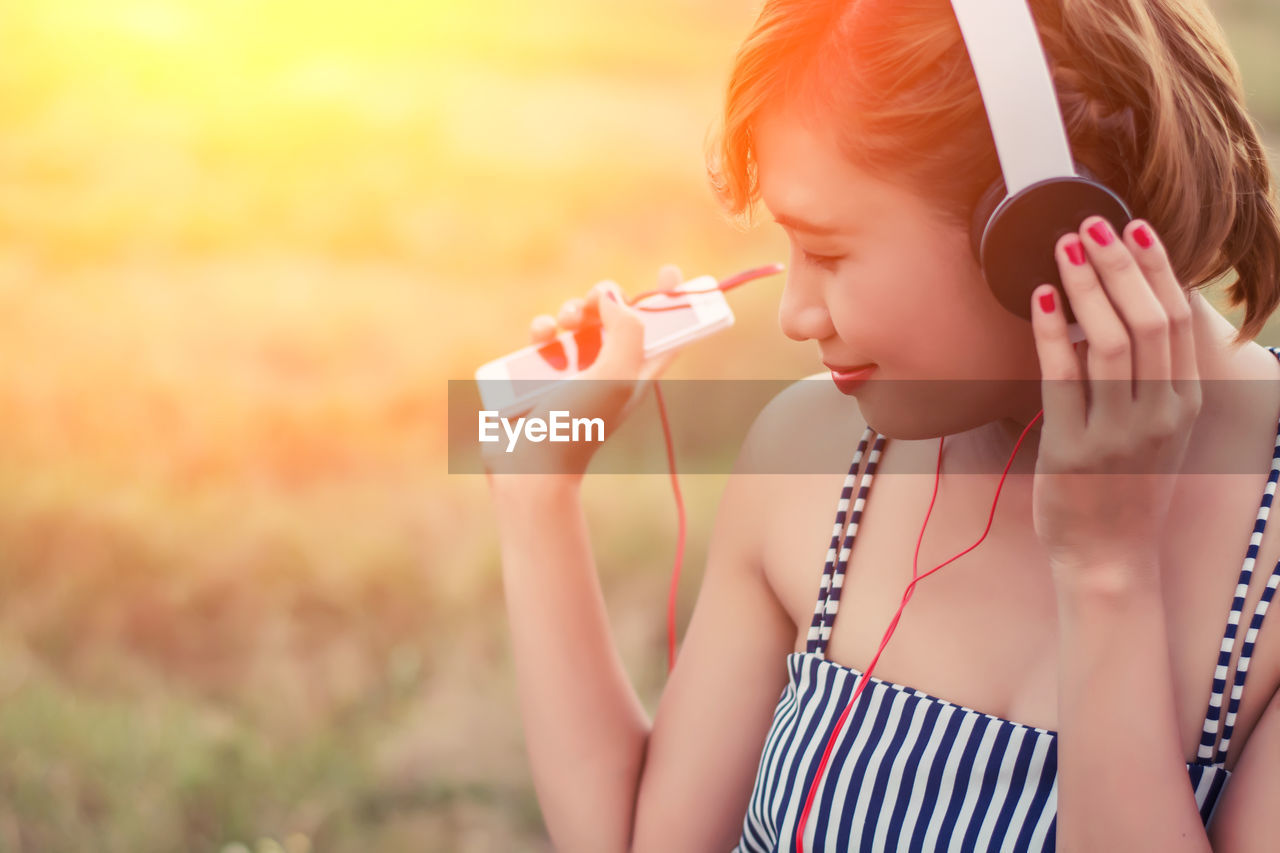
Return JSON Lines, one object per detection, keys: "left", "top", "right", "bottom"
{"left": 792, "top": 408, "right": 1045, "bottom": 852}
{"left": 620, "top": 263, "right": 785, "bottom": 673}
{"left": 621, "top": 264, "right": 1045, "bottom": 842}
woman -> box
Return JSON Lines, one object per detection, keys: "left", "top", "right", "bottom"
{"left": 485, "top": 0, "right": 1280, "bottom": 849}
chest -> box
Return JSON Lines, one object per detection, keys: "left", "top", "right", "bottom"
{"left": 760, "top": 432, "right": 1280, "bottom": 772}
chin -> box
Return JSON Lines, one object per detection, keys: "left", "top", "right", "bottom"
{"left": 860, "top": 386, "right": 1007, "bottom": 443}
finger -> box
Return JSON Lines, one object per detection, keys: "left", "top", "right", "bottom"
{"left": 549, "top": 282, "right": 639, "bottom": 422}
{"left": 590, "top": 282, "right": 645, "bottom": 379}
{"left": 1031, "top": 283, "right": 1087, "bottom": 438}
{"left": 558, "top": 297, "right": 587, "bottom": 329}
{"left": 1055, "top": 227, "right": 1130, "bottom": 424}
{"left": 1119, "top": 219, "right": 1199, "bottom": 397}
{"left": 1078, "top": 215, "right": 1171, "bottom": 410}
{"left": 657, "top": 264, "right": 683, "bottom": 292}
{"left": 530, "top": 313, "right": 558, "bottom": 343}
{"left": 583, "top": 279, "right": 620, "bottom": 319}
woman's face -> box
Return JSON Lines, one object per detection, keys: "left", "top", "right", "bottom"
{"left": 753, "top": 104, "right": 1047, "bottom": 443}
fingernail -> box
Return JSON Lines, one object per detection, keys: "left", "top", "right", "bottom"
{"left": 1065, "top": 240, "right": 1086, "bottom": 266}
{"left": 1039, "top": 290, "right": 1056, "bottom": 313}
{"left": 1086, "top": 220, "right": 1114, "bottom": 246}
{"left": 1133, "top": 224, "right": 1154, "bottom": 249}
{"left": 606, "top": 291, "right": 619, "bottom": 303}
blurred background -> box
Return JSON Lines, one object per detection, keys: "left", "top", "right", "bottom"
{"left": 1, "top": 1, "right": 1277, "bottom": 850}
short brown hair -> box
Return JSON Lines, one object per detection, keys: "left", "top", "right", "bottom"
{"left": 706, "top": 0, "right": 1280, "bottom": 344}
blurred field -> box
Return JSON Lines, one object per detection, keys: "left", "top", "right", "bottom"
{"left": 0, "top": 1, "right": 1278, "bottom": 851}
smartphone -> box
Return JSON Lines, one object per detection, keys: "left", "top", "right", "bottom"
{"left": 474, "top": 274, "right": 734, "bottom": 417}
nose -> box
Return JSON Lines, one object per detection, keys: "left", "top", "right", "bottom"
{"left": 777, "top": 265, "right": 835, "bottom": 343}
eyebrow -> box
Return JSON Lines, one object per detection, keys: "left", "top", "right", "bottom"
{"left": 770, "top": 212, "right": 845, "bottom": 236}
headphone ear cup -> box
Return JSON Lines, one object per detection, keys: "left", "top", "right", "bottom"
{"left": 969, "top": 176, "right": 1007, "bottom": 264}
{"left": 976, "top": 162, "right": 1131, "bottom": 324}
{"left": 969, "top": 161, "right": 1102, "bottom": 267}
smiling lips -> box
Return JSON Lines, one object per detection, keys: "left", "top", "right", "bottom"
{"left": 825, "top": 362, "right": 877, "bottom": 394}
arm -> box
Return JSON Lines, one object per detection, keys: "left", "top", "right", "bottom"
{"left": 628, "top": 465, "right": 795, "bottom": 851}
{"left": 1053, "top": 567, "right": 1212, "bottom": 853}
{"left": 492, "top": 475, "right": 650, "bottom": 853}
{"left": 490, "top": 385, "right": 808, "bottom": 852}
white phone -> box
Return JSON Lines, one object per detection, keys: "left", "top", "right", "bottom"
{"left": 474, "top": 274, "right": 734, "bottom": 417}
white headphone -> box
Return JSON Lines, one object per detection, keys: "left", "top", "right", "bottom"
{"left": 956, "top": 0, "right": 1134, "bottom": 344}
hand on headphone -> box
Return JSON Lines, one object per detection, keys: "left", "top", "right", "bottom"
{"left": 1028, "top": 216, "right": 1203, "bottom": 586}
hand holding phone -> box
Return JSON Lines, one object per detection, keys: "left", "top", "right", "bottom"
{"left": 475, "top": 264, "right": 733, "bottom": 414}
{"left": 476, "top": 265, "right": 708, "bottom": 478}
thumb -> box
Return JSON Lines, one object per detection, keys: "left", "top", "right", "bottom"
{"left": 593, "top": 284, "right": 646, "bottom": 378}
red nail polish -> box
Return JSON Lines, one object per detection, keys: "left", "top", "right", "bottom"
{"left": 1133, "top": 224, "right": 1154, "bottom": 248}
{"left": 1087, "top": 221, "right": 1114, "bottom": 246}
{"left": 1065, "top": 240, "right": 1086, "bottom": 266}
{"left": 1039, "top": 290, "right": 1055, "bottom": 313}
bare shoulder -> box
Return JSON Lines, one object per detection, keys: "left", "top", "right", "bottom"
{"left": 731, "top": 374, "right": 873, "bottom": 638}
{"left": 737, "top": 373, "right": 867, "bottom": 475}
{"left": 714, "top": 374, "right": 856, "bottom": 568}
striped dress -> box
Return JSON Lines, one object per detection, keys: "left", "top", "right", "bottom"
{"left": 733, "top": 345, "right": 1280, "bottom": 852}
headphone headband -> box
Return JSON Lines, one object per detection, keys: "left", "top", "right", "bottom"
{"left": 952, "top": 0, "right": 1133, "bottom": 336}
{"left": 951, "top": 0, "right": 1075, "bottom": 192}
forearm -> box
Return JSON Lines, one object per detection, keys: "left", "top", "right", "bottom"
{"left": 1053, "top": 567, "right": 1213, "bottom": 853}
{"left": 489, "top": 475, "right": 650, "bottom": 853}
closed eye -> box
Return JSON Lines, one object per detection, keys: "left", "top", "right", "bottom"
{"left": 777, "top": 224, "right": 846, "bottom": 271}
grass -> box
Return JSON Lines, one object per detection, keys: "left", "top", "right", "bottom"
{"left": 0, "top": 0, "right": 1277, "bottom": 850}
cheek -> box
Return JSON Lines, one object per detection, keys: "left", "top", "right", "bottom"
{"left": 941, "top": 263, "right": 1018, "bottom": 333}
{"left": 825, "top": 280, "right": 904, "bottom": 339}
{"left": 895, "top": 271, "right": 1009, "bottom": 360}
